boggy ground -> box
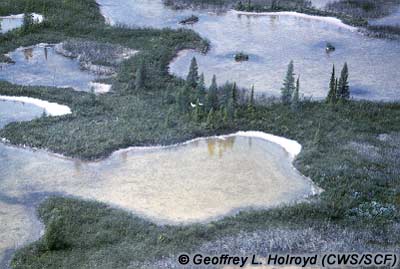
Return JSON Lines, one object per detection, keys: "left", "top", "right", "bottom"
{"left": 0, "top": 0, "right": 399, "bottom": 268}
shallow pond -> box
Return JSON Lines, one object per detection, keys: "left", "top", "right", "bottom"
{"left": 0, "top": 44, "right": 98, "bottom": 91}
{"left": 0, "top": 17, "right": 23, "bottom": 34}
{"left": 98, "top": 0, "right": 400, "bottom": 101}
{"left": 0, "top": 102, "right": 317, "bottom": 266}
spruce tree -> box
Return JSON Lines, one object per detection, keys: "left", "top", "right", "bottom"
{"left": 291, "top": 77, "right": 300, "bottom": 111}
{"left": 337, "top": 62, "right": 350, "bottom": 101}
{"left": 226, "top": 94, "right": 235, "bottom": 121}
{"left": 176, "top": 86, "right": 190, "bottom": 112}
{"left": 326, "top": 65, "right": 337, "bottom": 104}
{"left": 22, "top": 12, "right": 34, "bottom": 33}
{"left": 206, "top": 108, "right": 215, "bottom": 128}
{"left": 248, "top": 85, "right": 255, "bottom": 109}
{"left": 196, "top": 73, "right": 206, "bottom": 102}
{"left": 186, "top": 57, "right": 199, "bottom": 88}
{"left": 231, "top": 82, "right": 238, "bottom": 107}
{"left": 134, "top": 60, "right": 146, "bottom": 91}
{"left": 193, "top": 98, "right": 202, "bottom": 122}
{"left": 206, "top": 75, "right": 219, "bottom": 110}
{"left": 281, "top": 60, "right": 296, "bottom": 105}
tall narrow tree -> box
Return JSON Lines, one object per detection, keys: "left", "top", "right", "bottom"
{"left": 337, "top": 62, "right": 350, "bottom": 101}
{"left": 231, "top": 82, "right": 238, "bottom": 107}
{"left": 248, "top": 85, "right": 255, "bottom": 108}
{"left": 22, "top": 12, "right": 34, "bottom": 33}
{"left": 186, "top": 57, "right": 199, "bottom": 88}
{"left": 281, "top": 60, "right": 296, "bottom": 105}
{"left": 196, "top": 73, "right": 206, "bottom": 101}
{"left": 207, "top": 75, "right": 219, "bottom": 110}
{"left": 291, "top": 76, "right": 300, "bottom": 111}
{"left": 326, "top": 65, "right": 337, "bottom": 104}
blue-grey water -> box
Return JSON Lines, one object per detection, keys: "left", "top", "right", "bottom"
{"left": 0, "top": 105, "right": 316, "bottom": 267}
{"left": 0, "top": 17, "right": 23, "bottom": 33}
{"left": 0, "top": 44, "right": 98, "bottom": 91}
{"left": 1, "top": 0, "right": 400, "bottom": 267}
{"left": 98, "top": 0, "right": 400, "bottom": 101}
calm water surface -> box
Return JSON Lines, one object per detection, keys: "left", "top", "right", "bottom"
{"left": 0, "top": 103, "right": 317, "bottom": 266}
{"left": 0, "top": 44, "right": 98, "bottom": 91}
{"left": 0, "top": 17, "right": 23, "bottom": 33}
{"left": 98, "top": 0, "right": 400, "bottom": 101}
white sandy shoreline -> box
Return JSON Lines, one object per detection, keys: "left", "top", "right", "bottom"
{"left": 231, "top": 10, "right": 358, "bottom": 31}
{"left": 0, "top": 96, "right": 71, "bottom": 116}
{"left": 113, "top": 131, "right": 302, "bottom": 161}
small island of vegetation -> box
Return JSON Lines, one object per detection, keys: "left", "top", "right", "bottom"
{"left": 326, "top": 42, "right": 336, "bottom": 52}
{"left": 179, "top": 15, "right": 199, "bottom": 25}
{"left": 234, "top": 52, "right": 249, "bottom": 61}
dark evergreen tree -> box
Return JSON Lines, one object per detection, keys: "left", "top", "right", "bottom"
{"left": 176, "top": 85, "right": 191, "bottom": 112}
{"left": 186, "top": 57, "right": 199, "bottom": 88}
{"left": 291, "top": 77, "right": 300, "bottom": 111}
{"left": 196, "top": 73, "right": 206, "bottom": 102}
{"left": 206, "top": 75, "right": 219, "bottom": 110}
{"left": 231, "top": 82, "right": 238, "bottom": 107}
{"left": 134, "top": 60, "right": 146, "bottom": 91}
{"left": 193, "top": 99, "right": 202, "bottom": 122}
{"left": 281, "top": 60, "right": 296, "bottom": 105}
{"left": 337, "top": 62, "right": 350, "bottom": 101}
{"left": 326, "top": 65, "right": 337, "bottom": 104}
{"left": 226, "top": 94, "right": 235, "bottom": 122}
{"left": 236, "top": 1, "right": 245, "bottom": 10}
{"left": 22, "top": 12, "right": 34, "bottom": 33}
{"left": 206, "top": 108, "right": 215, "bottom": 128}
{"left": 248, "top": 85, "right": 255, "bottom": 108}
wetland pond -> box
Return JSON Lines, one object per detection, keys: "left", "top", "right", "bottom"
{"left": 0, "top": 102, "right": 318, "bottom": 266}
{"left": 99, "top": 0, "right": 400, "bottom": 101}
{"left": 1, "top": 0, "right": 400, "bottom": 267}
{"left": 0, "top": 17, "right": 23, "bottom": 34}
{"left": 0, "top": 44, "right": 98, "bottom": 91}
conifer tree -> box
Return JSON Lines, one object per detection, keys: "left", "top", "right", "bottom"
{"left": 281, "top": 60, "right": 296, "bottom": 105}
{"left": 22, "top": 12, "right": 34, "bottom": 33}
{"left": 221, "top": 107, "right": 228, "bottom": 125}
{"left": 326, "top": 65, "right": 337, "bottom": 104}
{"left": 291, "top": 76, "right": 300, "bottom": 111}
{"left": 134, "top": 60, "right": 146, "bottom": 91}
{"left": 248, "top": 85, "right": 255, "bottom": 108}
{"left": 337, "top": 62, "right": 350, "bottom": 101}
{"left": 206, "top": 108, "right": 215, "bottom": 128}
{"left": 206, "top": 75, "right": 219, "bottom": 110}
{"left": 226, "top": 94, "right": 235, "bottom": 122}
{"left": 193, "top": 98, "right": 202, "bottom": 122}
{"left": 231, "top": 82, "right": 238, "bottom": 107}
{"left": 196, "top": 73, "right": 206, "bottom": 102}
{"left": 186, "top": 57, "right": 199, "bottom": 88}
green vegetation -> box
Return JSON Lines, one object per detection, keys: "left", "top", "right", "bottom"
{"left": 234, "top": 0, "right": 368, "bottom": 26}
{"left": 1, "top": 0, "right": 400, "bottom": 268}
{"left": 11, "top": 98, "right": 400, "bottom": 267}
{"left": 280, "top": 60, "right": 296, "bottom": 105}
{"left": 179, "top": 15, "right": 199, "bottom": 24}
{"left": 234, "top": 52, "right": 249, "bottom": 62}
{"left": 326, "top": 63, "right": 350, "bottom": 105}
{"left": 326, "top": 0, "right": 400, "bottom": 19}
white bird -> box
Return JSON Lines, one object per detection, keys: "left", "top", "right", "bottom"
{"left": 190, "top": 102, "right": 204, "bottom": 108}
